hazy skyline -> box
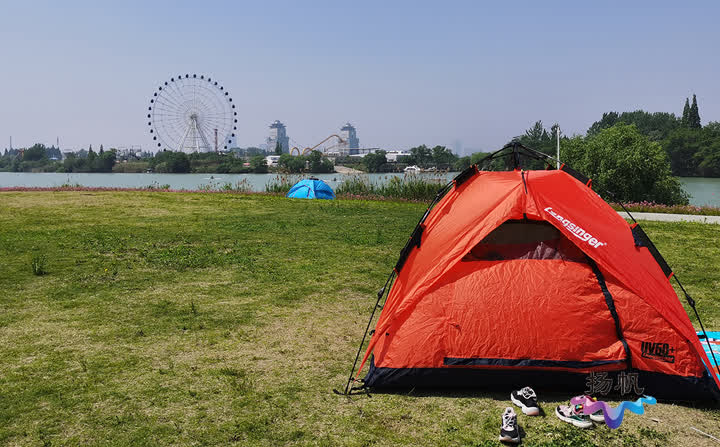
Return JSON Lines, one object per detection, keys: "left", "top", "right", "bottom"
{"left": 1, "top": 1, "right": 719, "bottom": 155}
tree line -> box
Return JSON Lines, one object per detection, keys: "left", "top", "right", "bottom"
{"left": 585, "top": 95, "right": 720, "bottom": 177}
{"left": 358, "top": 145, "right": 460, "bottom": 173}
{"left": 464, "top": 119, "right": 689, "bottom": 205}
{"left": 150, "top": 151, "right": 269, "bottom": 174}
{"left": 0, "top": 144, "right": 116, "bottom": 173}
{"left": 449, "top": 95, "right": 719, "bottom": 205}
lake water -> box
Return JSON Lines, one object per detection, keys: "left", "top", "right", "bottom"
{"left": 0, "top": 172, "right": 454, "bottom": 196}
{"left": 1, "top": 172, "right": 719, "bottom": 207}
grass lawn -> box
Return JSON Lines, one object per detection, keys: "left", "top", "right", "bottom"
{"left": 0, "top": 191, "right": 719, "bottom": 446}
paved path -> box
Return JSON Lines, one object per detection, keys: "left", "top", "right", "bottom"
{"left": 618, "top": 211, "right": 720, "bottom": 224}
{"left": 333, "top": 165, "right": 364, "bottom": 174}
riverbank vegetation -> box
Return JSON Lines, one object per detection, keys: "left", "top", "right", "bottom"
{"left": 0, "top": 191, "right": 718, "bottom": 446}
{"left": 0, "top": 144, "right": 117, "bottom": 173}
{"left": 276, "top": 151, "right": 334, "bottom": 174}
{"left": 335, "top": 174, "right": 446, "bottom": 201}
{"left": 587, "top": 95, "right": 720, "bottom": 178}
{"left": 263, "top": 174, "right": 447, "bottom": 201}
{"left": 4, "top": 176, "right": 720, "bottom": 215}
{"left": 0, "top": 147, "right": 334, "bottom": 175}
{"left": 469, "top": 95, "right": 720, "bottom": 178}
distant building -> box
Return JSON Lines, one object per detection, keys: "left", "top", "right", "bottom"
{"left": 337, "top": 148, "right": 384, "bottom": 158}
{"left": 385, "top": 150, "right": 411, "bottom": 162}
{"left": 266, "top": 120, "right": 290, "bottom": 153}
{"left": 339, "top": 123, "right": 360, "bottom": 155}
{"left": 265, "top": 155, "right": 281, "bottom": 167}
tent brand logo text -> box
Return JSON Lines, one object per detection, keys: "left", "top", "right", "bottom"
{"left": 641, "top": 341, "right": 675, "bottom": 363}
{"left": 543, "top": 207, "right": 607, "bottom": 248}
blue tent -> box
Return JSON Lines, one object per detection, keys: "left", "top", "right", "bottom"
{"left": 286, "top": 178, "right": 335, "bottom": 200}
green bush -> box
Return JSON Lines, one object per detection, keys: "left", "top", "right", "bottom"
{"left": 562, "top": 124, "right": 689, "bottom": 205}
{"left": 151, "top": 151, "right": 191, "bottom": 173}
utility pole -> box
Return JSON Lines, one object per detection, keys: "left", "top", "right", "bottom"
{"left": 556, "top": 126, "right": 561, "bottom": 169}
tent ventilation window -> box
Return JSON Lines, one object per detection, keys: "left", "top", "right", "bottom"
{"left": 462, "top": 220, "right": 586, "bottom": 262}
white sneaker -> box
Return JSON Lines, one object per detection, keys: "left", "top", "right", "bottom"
{"left": 510, "top": 386, "right": 540, "bottom": 416}
{"left": 499, "top": 407, "right": 520, "bottom": 444}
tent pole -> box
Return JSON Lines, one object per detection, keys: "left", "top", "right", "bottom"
{"left": 601, "top": 188, "right": 640, "bottom": 224}
{"left": 340, "top": 173, "right": 456, "bottom": 395}
{"left": 341, "top": 271, "right": 395, "bottom": 394}
{"left": 673, "top": 275, "right": 720, "bottom": 375}
{"left": 618, "top": 203, "right": 638, "bottom": 224}
{"left": 512, "top": 142, "right": 521, "bottom": 170}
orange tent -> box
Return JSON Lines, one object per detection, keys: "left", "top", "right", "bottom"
{"left": 345, "top": 145, "right": 720, "bottom": 401}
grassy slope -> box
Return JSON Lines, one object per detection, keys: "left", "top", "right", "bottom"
{"left": 0, "top": 191, "right": 718, "bottom": 447}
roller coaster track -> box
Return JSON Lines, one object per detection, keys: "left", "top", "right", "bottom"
{"left": 290, "top": 134, "right": 345, "bottom": 156}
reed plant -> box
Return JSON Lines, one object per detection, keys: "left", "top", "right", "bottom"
{"left": 221, "top": 179, "right": 253, "bottom": 193}
{"left": 334, "top": 175, "right": 376, "bottom": 196}
{"left": 336, "top": 174, "right": 447, "bottom": 201}
{"left": 379, "top": 175, "right": 446, "bottom": 201}
{"left": 264, "top": 175, "right": 305, "bottom": 194}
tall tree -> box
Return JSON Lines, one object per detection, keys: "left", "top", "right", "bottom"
{"left": 249, "top": 155, "right": 268, "bottom": 173}
{"left": 681, "top": 98, "right": 690, "bottom": 127}
{"left": 525, "top": 120, "right": 547, "bottom": 141}
{"left": 274, "top": 141, "right": 283, "bottom": 155}
{"left": 23, "top": 144, "right": 47, "bottom": 161}
{"left": 588, "top": 112, "right": 619, "bottom": 137}
{"left": 663, "top": 127, "right": 701, "bottom": 176}
{"left": 562, "top": 124, "right": 688, "bottom": 205}
{"left": 689, "top": 94, "right": 701, "bottom": 129}
{"left": 87, "top": 146, "right": 97, "bottom": 165}
{"left": 363, "top": 150, "right": 387, "bottom": 173}
{"left": 430, "top": 145, "right": 457, "bottom": 167}
{"left": 409, "top": 145, "right": 432, "bottom": 167}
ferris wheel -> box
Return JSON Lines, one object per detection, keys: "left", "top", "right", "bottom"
{"left": 147, "top": 74, "right": 237, "bottom": 153}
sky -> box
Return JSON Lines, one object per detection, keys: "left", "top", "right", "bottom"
{"left": 1, "top": 0, "right": 719, "bottom": 155}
